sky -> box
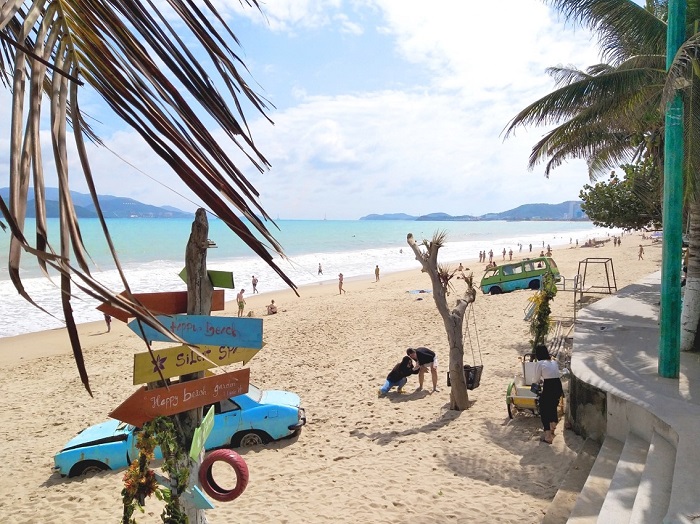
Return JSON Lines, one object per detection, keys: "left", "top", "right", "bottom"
{"left": 0, "top": 1, "right": 615, "bottom": 220}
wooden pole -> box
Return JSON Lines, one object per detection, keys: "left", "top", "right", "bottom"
{"left": 178, "top": 208, "right": 214, "bottom": 522}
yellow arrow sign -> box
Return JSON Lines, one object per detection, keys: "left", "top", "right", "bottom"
{"left": 133, "top": 344, "right": 262, "bottom": 385}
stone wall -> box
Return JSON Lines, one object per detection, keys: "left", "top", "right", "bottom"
{"left": 567, "top": 373, "right": 607, "bottom": 442}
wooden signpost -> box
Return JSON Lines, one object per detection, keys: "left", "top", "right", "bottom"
{"left": 189, "top": 405, "right": 215, "bottom": 460}
{"left": 179, "top": 268, "right": 235, "bottom": 289}
{"left": 132, "top": 344, "right": 262, "bottom": 385}
{"left": 109, "top": 368, "right": 250, "bottom": 427}
{"left": 128, "top": 314, "right": 263, "bottom": 348}
{"left": 97, "top": 290, "right": 226, "bottom": 323}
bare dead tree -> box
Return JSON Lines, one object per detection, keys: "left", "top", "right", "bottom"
{"left": 407, "top": 232, "right": 476, "bottom": 411}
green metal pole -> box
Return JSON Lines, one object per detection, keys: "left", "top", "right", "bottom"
{"left": 659, "top": 0, "right": 686, "bottom": 378}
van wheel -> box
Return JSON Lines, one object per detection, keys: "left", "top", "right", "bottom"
{"left": 529, "top": 280, "right": 540, "bottom": 290}
{"left": 489, "top": 286, "right": 502, "bottom": 295}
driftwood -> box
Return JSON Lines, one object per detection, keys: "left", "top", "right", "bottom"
{"left": 407, "top": 232, "right": 476, "bottom": 411}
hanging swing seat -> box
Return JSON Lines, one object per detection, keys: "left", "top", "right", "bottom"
{"left": 446, "top": 364, "right": 483, "bottom": 389}
{"left": 446, "top": 302, "right": 484, "bottom": 390}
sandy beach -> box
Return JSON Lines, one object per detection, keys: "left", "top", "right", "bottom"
{"left": 0, "top": 231, "right": 662, "bottom": 524}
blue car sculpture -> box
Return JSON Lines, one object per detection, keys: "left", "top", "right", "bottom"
{"left": 54, "top": 385, "right": 306, "bottom": 477}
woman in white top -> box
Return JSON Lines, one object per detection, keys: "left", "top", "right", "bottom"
{"left": 533, "top": 345, "right": 563, "bottom": 444}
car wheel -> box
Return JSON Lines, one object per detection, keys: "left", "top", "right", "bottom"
{"left": 529, "top": 279, "right": 540, "bottom": 290}
{"left": 69, "top": 460, "right": 109, "bottom": 478}
{"left": 232, "top": 430, "right": 270, "bottom": 448}
{"left": 489, "top": 286, "right": 502, "bottom": 295}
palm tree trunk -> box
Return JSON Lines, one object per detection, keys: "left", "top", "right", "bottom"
{"left": 681, "top": 202, "right": 700, "bottom": 351}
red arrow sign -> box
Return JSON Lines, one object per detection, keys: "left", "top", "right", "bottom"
{"left": 97, "top": 290, "right": 225, "bottom": 323}
{"left": 109, "top": 368, "right": 250, "bottom": 427}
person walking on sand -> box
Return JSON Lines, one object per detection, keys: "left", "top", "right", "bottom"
{"left": 236, "top": 289, "right": 246, "bottom": 317}
{"left": 338, "top": 273, "right": 346, "bottom": 294}
{"left": 407, "top": 347, "right": 439, "bottom": 393}
{"left": 502, "top": 248, "right": 506, "bottom": 260}
{"left": 488, "top": 249, "right": 493, "bottom": 263}
{"left": 508, "top": 248, "right": 513, "bottom": 261}
{"left": 104, "top": 313, "right": 111, "bottom": 333}
{"left": 529, "top": 243, "right": 532, "bottom": 252}
{"left": 375, "top": 265, "right": 380, "bottom": 282}
{"left": 251, "top": 275, "right": 259, "bottom": 294}
{"left": 532, "top": 345, "right": 563, "bottom": 444}
{"left": 638, "top": 244, "right": 644, "bottom": 260}
{"left": 318, "top": 263, "right": 323, "bottom": 275}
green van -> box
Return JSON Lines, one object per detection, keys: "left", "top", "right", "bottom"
{"left": 480, "top": 257, "right": 561, "bottom": 295}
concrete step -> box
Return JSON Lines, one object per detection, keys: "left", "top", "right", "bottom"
{"left": 629, "top": 430, "right": 675, "bottom": 523}
{"left": 567, "top": 435, "right": 624, "bottom": 523}
{"left": 596, "top": 432, "right": 649, "bottom": 523}
{"left": 542, "top": 439, "right": 601, "bottom": 524}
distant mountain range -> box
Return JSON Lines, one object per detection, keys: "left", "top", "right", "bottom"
{"left": 360, "top": 201, "right": 587, "bottom": 221}
{"left": 0, "top": 188, "right": 192, "bottom": 219}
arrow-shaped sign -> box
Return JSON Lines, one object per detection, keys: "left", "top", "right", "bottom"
{"left": 188, "top": 486, "right": 215, "bottom": 510}
{"left": 179, "top": 268, "right": 235, "bottom": 289}
{"left": 97, "top": 290, "right": 225, "bottom": 323}
{"left": 133, "top": 344, "right": 262, "bottom": 385}
{"left": 128, "top": 315, "right": 263, "bottom": 348}
{"left": 190, "top": 405, "right": 215, "bottom": 460}
{"left": 110, "top": 368, "right": 250, "bottom": 427}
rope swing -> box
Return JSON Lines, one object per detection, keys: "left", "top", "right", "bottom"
{"left": 462, "top": 302, "right": 484, "bottom": 390}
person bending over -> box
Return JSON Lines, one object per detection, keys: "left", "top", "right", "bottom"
{"left": 378, "top": 356, "right": 419, "bottom": 397}
{"left": 407, "top": 347, "right": 439, "bottom": 392}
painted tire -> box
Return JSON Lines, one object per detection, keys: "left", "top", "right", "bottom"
{"left": 199, "top": 449, "right": 249, "bottom": 502}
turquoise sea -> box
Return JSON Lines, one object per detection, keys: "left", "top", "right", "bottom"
{"left": 0, "top": 217, "right": 615, "bottom": 337}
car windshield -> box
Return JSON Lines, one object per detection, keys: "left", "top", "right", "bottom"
{"left": 246, "top": 384, "right": 262, "bottom": 402}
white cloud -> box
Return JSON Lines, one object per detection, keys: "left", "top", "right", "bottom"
{"left": 217, "top": 0, "right": 343, "bottom": 32}
{"left": 334, "top": 13, "right": 364, "bottom": 35}
{"left": 0, "top": 0, "right": 612, "bottom": 220}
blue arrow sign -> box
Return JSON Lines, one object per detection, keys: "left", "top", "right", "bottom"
{"left": 128, "top": 315, "right": 263, "bottom": 348}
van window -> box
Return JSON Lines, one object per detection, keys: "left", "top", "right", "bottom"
{"left": 502, "top": 264, "right": 523, "bottom": 276}
{"left": 484, "top": 269, "right": 499, "bottom": 278}
{"left": 523, "top": 262, "right": 535, "bottom": 272}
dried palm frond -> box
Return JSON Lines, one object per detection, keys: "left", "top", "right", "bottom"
{"left": 0, "top": 1, "right": 297, "bottom": 395}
